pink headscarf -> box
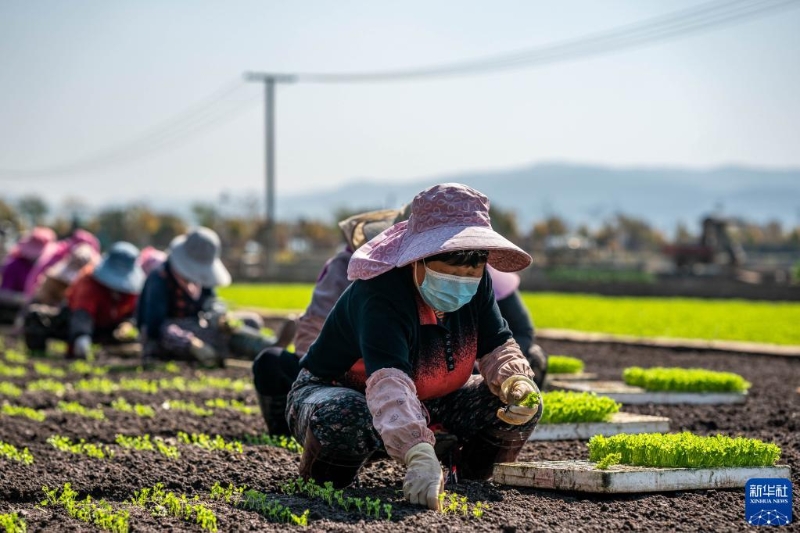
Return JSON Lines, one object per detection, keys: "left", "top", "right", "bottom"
{"left": 23, "top": 229, "right": 100, "bottom": 297}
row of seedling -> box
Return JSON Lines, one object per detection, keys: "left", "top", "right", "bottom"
{"left": 281, "top": 477, "right": 392, "bottom": 520}
{"left": 0, "top": 374, "right": 252, "bottom": 397}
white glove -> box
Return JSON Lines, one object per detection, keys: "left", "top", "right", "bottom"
{"left": 73, "top": 335, "right": 92, "bottom": 358}
{"left": 403, "top": 442, "right": 444, "bottom": 510}
{"left": 497, "top": 375, "right": 540, "bottom": 425}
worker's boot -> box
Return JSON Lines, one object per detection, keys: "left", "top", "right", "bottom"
{"left": 458, "top": 429, "right": 529, "bottom": 481}
{"left": 298, "top": 428, "right": 366, "bottom": 489}
{"left": 257, "top": 394, "right": 290, "bottom": 436}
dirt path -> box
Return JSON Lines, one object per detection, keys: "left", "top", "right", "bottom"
{"left": 0, "top": 338, "right": 798, "bottom": 531}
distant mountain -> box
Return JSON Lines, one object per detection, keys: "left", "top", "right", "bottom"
{"left": 277, "top": 163, "right": 800, "bottom": 234}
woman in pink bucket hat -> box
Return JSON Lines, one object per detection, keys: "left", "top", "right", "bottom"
{"left": 286, "top": 183, "right": 542, "bottom": 510}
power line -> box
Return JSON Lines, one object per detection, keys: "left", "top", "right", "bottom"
{"left": 286, "top": 0, "right": 798, "bottom": 82}
{"left": 0, "top": 0, "right": 796, "bottom": 179}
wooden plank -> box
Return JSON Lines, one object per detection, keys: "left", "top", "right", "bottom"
{"left": 529, "top": 412, "right": 670, "bottom": 441}
{"left": 550, "top": 380, "right": 747, "bottom": 405}
{"left": 493, "top": 460, "right": 792, "bottom": 493}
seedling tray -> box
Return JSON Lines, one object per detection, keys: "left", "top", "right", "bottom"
{"left": 529, "top": 412, "right": 670, "bottom": 441}
{"left": 549, "top": 380, "right": 747, "bottom": 404}
{"left": 494, "top": 460, "right": 791, "bottom": 493}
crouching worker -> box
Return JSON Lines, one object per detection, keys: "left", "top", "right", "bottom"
{"left": 24, "top": 242, "right": 144, "bottom": 358}
{"left": 137, "top": 227, "right": 288, "bottom": 366}
{"left": 287, "top": 184, "right": 542, "bottom": 510}
{"left": 253, "top": 208, "right": 401, "bottom": 435}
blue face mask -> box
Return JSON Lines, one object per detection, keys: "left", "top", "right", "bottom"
{"left": 416, "top": 261, "right": 481, "bottom": 313}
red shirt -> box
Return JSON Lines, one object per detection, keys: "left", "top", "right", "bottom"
{"left": 67, "top": 273, "right": 138, "bottom": 329}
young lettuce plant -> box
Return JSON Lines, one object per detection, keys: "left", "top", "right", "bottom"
{"left": 547, "top": 355, "right": 585, "bottom": 374}
{"left": 588, "top": 432, "right": 781, "bottom": 468}
{"left": 538, "top": 391, "right": 620, "bottom": 424}
{"left": 0, "top": 439, "right": 34, "bottom": 465}
{"left": 41, "top": 483, "right": 129, "bottom": 533}
{"left": 623, "top": 367, "right": 751, "bottom": 393}
{"left": 2, "top": 403, "right": 46, "bottom": 422}
{"left": 0, "top": 511, "right": 26, "bottom": 533}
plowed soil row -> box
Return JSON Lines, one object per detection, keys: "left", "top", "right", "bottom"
{"left": 1, "top": 338, "right": 798, "bottom": 532}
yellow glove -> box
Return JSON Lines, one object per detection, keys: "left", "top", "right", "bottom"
{"left": 497, "top": 375, "right": 540, "bottom": 425}
{"left": 403, "top": 442, "right": 444, "bottom": 510}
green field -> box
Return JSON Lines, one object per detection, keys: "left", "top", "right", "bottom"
{"left": 218, "top": 285, "right": 800, "bottom": 346}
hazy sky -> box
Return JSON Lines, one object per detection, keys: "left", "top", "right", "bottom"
{"left": 1, "top": 0, "right": 798, "bottom": 215}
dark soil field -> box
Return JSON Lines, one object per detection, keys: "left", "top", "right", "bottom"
{"left": 1, "top": 337, "right": 798, "bottom": 532}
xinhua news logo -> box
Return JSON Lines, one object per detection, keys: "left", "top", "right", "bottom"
{"left": 745, "top": 478, "right": 792, "bottom": 526}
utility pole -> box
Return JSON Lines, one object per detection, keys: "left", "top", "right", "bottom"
{"left": 243, "top": 72, "right": 296, "bottom": 276}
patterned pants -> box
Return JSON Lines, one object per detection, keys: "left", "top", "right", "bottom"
{"left": 286, "top": 369, "right": 540, "bottom": 476}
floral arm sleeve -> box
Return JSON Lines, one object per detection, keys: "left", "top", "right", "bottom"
{"left": 365, "top": 367, "right": 435, "bottom": 462}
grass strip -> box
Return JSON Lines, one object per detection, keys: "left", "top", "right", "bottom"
{"left": 588, "top": 432, "right": 781, "bottom": 468}
{"left": 623, "top": 366, "right": 751, "bottom": 393}
{"left": 538, "top": 391, "right": 620, "bottom": 424}
{"left": 41, "top": 483, "right": 129, "bottom": 533}
{"left": 547, "top": 355, "right": 585, "bottom": 374}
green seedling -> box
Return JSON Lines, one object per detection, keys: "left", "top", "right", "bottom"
{"left": 47, "top": 435, "right": 114, "bottom": 459}
{"left": 596, "top": 452, "right": 622, "bottom": 470}
{"left": 115, "top": 434, "right": 179, "bottom": 460}
{"left": 245, "top": 433, "right": 303, "bottom": 453}
{"left": 2, "top": 402, "right": 46, "bottom": 422}
{"left": 118, "top": 378, "right": 158, "bottom": 394}
{"left": 177, "top": 432, "right": 243, "bottom": 453}
{"left": 47, "top": 340, "right": 68, "bottom": 356}
{"left": 0, "top": 363, "right": 27, "bottom": 378}
{"left": 163, "top": 400, "right": 213, "bottom": 417}
{"left": 547, "top": 355, "right": 585, "bottom": 374}
{"left": 0, "top": 511, "right": 26, "bottom": 533}
{"left": 519, "top": 391, "right": 541, "bottom": 409}
{"left": 209, "top": 482, "right": 245, "bottom": 504}
{"left": 623, "top": 366, "right": 751, "bottom": 393}
{"left": 68, "top": 360, "right": 109, "bottom": 376}
{"left": 205, "top": 398, "right": 258, "bottom": 415}
{"left": 74, "top": 377, "right": 117, "bottom": 394}
{"left": 110, "top": 398, "right": 155, "bottom": 418}
{"left": 33, "top": 362, "right": 65, "bottom": 378}
{"left": 26, "top": 379, "right": 66, "bottom": 395}
{"left": 588, "top": 432, "right": 781, "bottom": 468}
{"left": 57, "top": 401, "right": 105, "bottom": 420}
{"left": 4, "top": 349, "right": 28, "bottom": 365}
{"left": 131, "top": 483, "right": 217, "bottom": 532}
{"left": 41, "top": 483, "right": 129, "bottom": 533}
{"left": 0, "top": 439, "right": 34, "bottom": 465}
{"left": 239, "top": 489, "right": 309, "bottom": 526}
{"left": 438, "top": 492, "right": 489, "bottom": 518}
{"left": 0, "top": 382, "right": 23, "bottom": 398}
{"left": 539, "top": 391, "right": 620, "bottom": 424}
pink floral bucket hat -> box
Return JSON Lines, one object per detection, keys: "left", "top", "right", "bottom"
{"left": 348, "top": 183, "right": 531, "bottom": 281}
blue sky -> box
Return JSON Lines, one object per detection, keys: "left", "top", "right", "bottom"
{"left": 0, "top": 0, "right": 798, "bottom": 215}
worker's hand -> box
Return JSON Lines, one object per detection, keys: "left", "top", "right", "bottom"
{"left": 403, "top": 442, "right": 444, "bottom": 510}
{"left": 497, "top": 375, "right": 540, "bottom": 425}
{"left": 188, "top": 337, "right": 217, "bottom": 364}
{"left": 73, "top": 335, "right": 92, "bottom": 359}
